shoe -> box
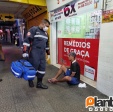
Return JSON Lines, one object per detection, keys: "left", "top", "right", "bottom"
{"left": 0, "top": 79, "right": 2, "bottom": 82}
{"left": 28, "top": 80, "right": 34, "bottom": 87}
{"left": 36, "top": 83, "right": 48, "bottom": 89}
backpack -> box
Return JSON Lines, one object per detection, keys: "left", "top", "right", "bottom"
{"left": 11, "top": 59, "right": 36, "bottom": 80}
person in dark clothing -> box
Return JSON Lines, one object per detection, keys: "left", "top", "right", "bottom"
{"left": 10, "top": 29, "right": 13, "bottom": 43}
{"left": 48, "top": 52, "right": 80, "bottom": 85}
{"left": 0, "top": 30, "right": 5, "bottom": 61}
{"left": 22, "top": 19, "right": 50, "bottom": 89}
{"left": 0, "top": 79, "right": 2, "bottom": 82}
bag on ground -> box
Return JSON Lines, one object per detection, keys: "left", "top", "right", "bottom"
{"left": 11, "top": 59, "right": 36, "bottom": 80}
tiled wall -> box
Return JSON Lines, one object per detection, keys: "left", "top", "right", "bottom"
{"left": 97, "top": 23, "right": 113, "bottom": 96}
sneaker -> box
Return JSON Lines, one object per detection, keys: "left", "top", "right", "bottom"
{"left": 28, "top": 80, "right": 34, "bottom": 87}
{"left": 36, "top": 83, "right": 48, "bottom": 89}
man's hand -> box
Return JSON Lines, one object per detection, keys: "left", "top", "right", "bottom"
{"left": 46, "top": 50, "right": 50, "bottom": 55}
{"left": 22, "top": 45, "right": 29, "bottom": 58}
{"left": 22, "top": 52, "right": 29, "bottom": 58}
{"left": 66, "top": 66, "right": 70, "bottom": 69}
{"left": 70, "top": 72, "right": 76, "bottom": 77}
{"left": 46, "top": 55, "right": 50, "bottom": 61}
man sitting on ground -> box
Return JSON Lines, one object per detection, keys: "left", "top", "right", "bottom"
{"left": 48, "top": 52, "right": 80, "bottom": 85}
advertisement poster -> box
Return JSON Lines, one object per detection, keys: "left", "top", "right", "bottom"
{"left": 57, "top": 10, "right": 101, "bottom": 81}
{"left": 50, "top": 0, "right": 102, "bottom": 22}
{"left": 102, "top": 9, "right": 113, "bottom": 23}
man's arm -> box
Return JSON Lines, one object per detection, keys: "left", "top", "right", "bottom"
{"left": 70, "top": 72, "right": 76, "bottom": 77}
{"left": 66, "top": 66, "right": 70, "bottom": 69}
{"left": 45, "top": 33, "right": 50, "bottom": 55}
{"left": 23, "top": 26, "right": 36, "bottom": 57}
{"left": 70, "top": 63, "right": 77, "bottom": 77}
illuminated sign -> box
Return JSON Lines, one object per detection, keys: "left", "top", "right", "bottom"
{"left": 0, "top": 13, "right": 14, "bottom": 21}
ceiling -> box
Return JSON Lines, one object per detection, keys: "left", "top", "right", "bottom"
{"left": 0, "top": 1, "right": 29, "bottom": 26}
{"left": 0, "top": 1, "right": 29, "bottom": 19}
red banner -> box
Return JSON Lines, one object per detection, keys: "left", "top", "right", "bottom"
{"left": 57, "top": 38, "right": 99, "bottom": 81}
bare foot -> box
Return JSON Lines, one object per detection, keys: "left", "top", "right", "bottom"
{"left": 48, "top": 78, "right": 57, "bottom": 83}
{"left": 51, "top": 78, "right": 58, "bottom": 83}
{"left": 48, "top": 79, "right": 52, "bottom": 83}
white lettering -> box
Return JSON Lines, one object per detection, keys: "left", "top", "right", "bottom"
{"left": 85, "top": 51, "right": 90, "bottom": 58}
{"left": 89, "top": 107, "right": 93, "bottom": 111}
{"left": 64, "top": 47, "right": 69, "bottom": 53}
{"left": 94, "top": 107, "right": 99, "bottom": 111}
{"left": 109, "top": 107, "right": 113, "bottom": 111}
{"left": 64, "top": 40, "right": 91, "bottom": 49}
{"left": 100, "top": 107, "right": 104, "bottom": 111}
{"left": 69, "top": 48, "right": 89, "bottom": 58}
{"left": 87, "top": 42, "right": 91, "bottom": 49}
{"left": 82, "top": 42, "right": 86, "bottom": 48}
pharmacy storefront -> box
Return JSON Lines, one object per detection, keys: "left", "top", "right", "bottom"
{"left": 47, "top": 0, "right": 102, "bottom": 81}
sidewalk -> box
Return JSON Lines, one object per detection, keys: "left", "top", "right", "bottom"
{"left": 0, "top": 45, "right": 108, "bottom": 112}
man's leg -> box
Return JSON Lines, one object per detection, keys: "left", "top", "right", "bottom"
{"left": 28, "top": 50, "right": 40, "bottom": 88}
{"left": 56, "top": 76, "right": 80, "bottom": 85}
{"left": 28, "top": 80, "right": 34, "bottom": 87}
{"left": 48, "top": 65, "right": 67, "bottom": 83}
{"left": 36, "top": 58, "right": 48, "bottom": 89}
{"left": 36, "top": 73, "right": 48, "bottom": 89}
{"left": 0, "top": 44, "right": 5, "bottom": 61}
{"left": 55, "top": 76, "right": 72, "bottom": 83}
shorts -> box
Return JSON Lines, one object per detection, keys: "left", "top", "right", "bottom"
{"left": 64, "top": 69, "right": 79, "bottom": 85}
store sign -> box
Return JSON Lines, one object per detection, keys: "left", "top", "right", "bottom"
{"left": 84, "top": 65, "right": 95, "bottom": 80}
{"left": 0, "top": 13, "right": 14, "bottom": 21}
{"left": 22, "top": 5, "right": 47, "bottom": 21}
{"left": 50, "top": 0, "right": 101, "bottom": 22}
{"left": 46, "top": 0, "right": 73, "bottom": 11}
{"left": 57, "top": 38, "right": 99, "bottom": 81}
{"left": 102, "top": 9, "right": 113, "bottom": 23}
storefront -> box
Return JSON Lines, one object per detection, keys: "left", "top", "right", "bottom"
{"left": 47, "top": 0, "right": 103, "bottom": 84}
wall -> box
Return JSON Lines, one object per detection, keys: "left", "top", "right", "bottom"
{"left": 97, "top": 22, "right": 113, "bottom": 96}
{"left": 22, "top": 5, "right": 47, "bottom": 29}
{"left": 27, "top": 12, "right": 47, "bottom": 29}
{"left": 50, "top": 22, "right": 57, "bottom": 65}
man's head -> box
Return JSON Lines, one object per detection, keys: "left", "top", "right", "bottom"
{"left": 39, "top": 19, "right": 50, "bottom": 32}
{"left": 68, "top": 52, "right": 76, "bottom": 61}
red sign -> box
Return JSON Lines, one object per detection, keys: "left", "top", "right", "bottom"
{"left": 57, "top": 38, "right": 99, "bottom": 81}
